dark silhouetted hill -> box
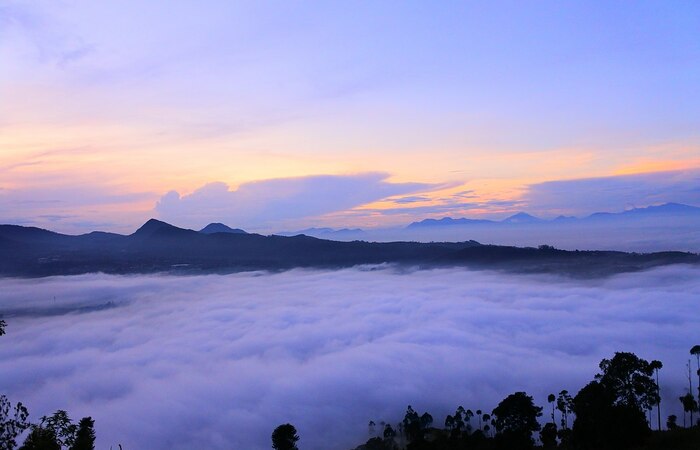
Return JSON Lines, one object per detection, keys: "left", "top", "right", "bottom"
{"left": 199, "top": 223, "right": 247, "bottom": 234}
{"left": 0, "top": 219, "right": 697, "bottom": 277}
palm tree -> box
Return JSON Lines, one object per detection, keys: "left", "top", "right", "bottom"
{"left": 476, "top": 410, "right": 482, "bottom": 430}
{"left": 691, "top": 345, "right": 700, "bottom": 409}
{"left": 680, "top": 393, "right": 697, "bottom": 428}
{"left": 547, "top": 393, "right": 556, "bottom": 424}
{"left": 688, "top": 360, "right": 696, "bottom": 426}
{"left": 650, "top": 360, "right": 663, "bottom": 431}
{"left": 556, "top": 390, "right": 573, "bottom": 430}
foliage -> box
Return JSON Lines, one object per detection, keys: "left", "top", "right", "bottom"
{"left": 595, "top": 352, "right": 659, "bottom": 411}
{"left": 271, "top": 424, "right": 299, "bottom": 450}
{"left": 556, "top": 390, "right": 573, "bottom": 430}
{"left": 402, "top": 406, "right": 433, "bottom": 443}
{"left": 0, "top": 396, "right": 30, "bottom": 450}
{"left": 572, "top": 380, "right": 649, "bottom": 450}
{"left": 18, "top": 427, "right": 60, "bottom": 450}
{"left": 666, "top": 415, "right": 678, "bottom": 429}
{"left": 539, "top": 422, "right": 557, "bottom": 449}
{"left": 70, "top": 417, "right": 95, "bottom": 450}
{"left": 491, "top": 392, "right": 542, "bottom": 450}
{"left": 679, "top": 393, "right": 698, "bottom": 417}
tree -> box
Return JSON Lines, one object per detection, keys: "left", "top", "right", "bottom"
{"left": 691, "top": 345, "right": 700, "bottom": 412}
{"left": 444, "top": 415, "right": 454, "bottom": 431}
{"left": 402, "top": 406, "right": 423, "bottom": 443}
{"left": 547, "top": 394, "right": 556, "bottom": 424}
{"left": 556, "top": 390, "right": 573, "bottom": 430}
{"left": 383, "top": 424, "right": 396, "bottom": 441}
{"left": 481, "top": 413, "right": 491, "bottom": 437}
{"left": 649, "top": 360, "right": 662, "bottom": 431}
{"left": 454, "top": 406, "right": 466, "bottom": 432}
{"left": 666, "top": 415, "right": 678, "bottom": 430}
{"left": 271, "top": 424, "right": 299, "bottom": 450}
{"left": 679, "top": 393, "right": 698, "bottom": 428}
{"left": 70, "top": 418, "right": 95, "bottom": 450}
{"left": 0, "top": 320, "right": 5, "bottom": 337}
{"left": 572, "top": 380, "right": 649, "bottom": 450}
{"left": 540, "top": 422, "right": 557, "bottom": 449}
{"left": 595, "top": 352, "right": 659, "bottom": 412}
{"left": 491, "top": 392, "right": 542, "bottom": 450}
{"left": 465, "top": 409, "right": 473, "bottom": 424}
{"left": 41, "top": 411, "right": 76, "bottom": 449}
{"left": 0, "top": 395, "right": 30, "bottom": 450}
{"left": 18, "top": 427, "right": 60, "bottom": 450}
{"left": 419, "top": 412, "right": 433, "bottom": 430}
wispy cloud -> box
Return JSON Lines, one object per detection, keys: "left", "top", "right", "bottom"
{"left": 524, "top": 168, "right": 700, "bottom": 216}
{"left": 155, "top": 173, "right": 444, "bottom": 230}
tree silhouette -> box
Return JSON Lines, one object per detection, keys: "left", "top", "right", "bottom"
{"left": 686, "top": 360, "right": 696, "bottom": 426}
{"left": 556, "top": 390, "right": 573, "bottom": 430}
{"left": 465, "top": 409, "right": 473, "bottom": 432}
{"left": 0, "top": 395, "right": 30, "bottom": 450}
{"left": 271, "top": 424, "right": 299, "bottom": 450}
{"left": 679, "top": 393, "right": 697, "bottom": 428}
{"left": 454, "top": 406, "right": 466, "bottom": 433}
{"left": 666, "top": 414, "right": 678, "bottom": 430}
{"left": 691, "top": 345, "right": 700, "bottom": 412}
{"left": 595, "top": 352, "right": 659, "bottom": 412}
{"left": 419, "top": 412, "right": 433, "bottom": 431}
{"left": 70, "top": 417, "right": 95, "bottom": 450}
{"left": 649, "top": 360, "right": 662, "bottom": 431}
{"left": 18, "top": 427, "right": 60, "bottom": 450}
{"left": 547, "top": 394, "right": 555, "bottom": 424}
{"left": 491, "top": 392, "right": 542, "bottom": 450}
{"left": 539, "top": 422, "right": 557, "bottom": 449}
{"left": 573, "top": 379, "right": 650, "bottom": 450}
{"left": 0, "top": 320, "right": 5, "bottom": 337}
{"left": 481, "top": 413, "right": 491, "bottom": 437}
{"left": 444, "top": 415, "right": 454, "bottom": 431}
{"left": 383, "top": 424, "right": 396, "bottom": 441}
{"left": 41, "top": 411, "right": 77, "bottom": 449}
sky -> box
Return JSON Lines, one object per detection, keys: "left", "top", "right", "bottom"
{"left": 1, "top": 1, "right": 699, "bottom": 233}
{"left": 0, "top": 266, "right": 698, "bottom": 449}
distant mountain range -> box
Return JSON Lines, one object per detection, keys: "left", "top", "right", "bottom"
{"left": 407, "top": 203, "right": 700, "bottom": 229}
{"left": 0, "top": 217, "right": 697, "bottom": 278}
{"left": 277, "top": 227, "right": 366, "bottom": 238}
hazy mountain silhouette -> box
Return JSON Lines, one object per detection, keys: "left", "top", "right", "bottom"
{"left": 0, "top": 218, "right": 697, "bottom": 277}
{"left": 199, "top": 223, "right": 247, "bottom": 234}
{"left": 407, "top": 203, "right": 700, "bottom": 228}
{"left": 277, "top": 227, "right": 366, "bottom": 239}
{"left": 502, "top": 212, "right": 543, "bottom": 224}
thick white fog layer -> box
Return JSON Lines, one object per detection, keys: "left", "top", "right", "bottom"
{"left": 1, "top": 266, "right": 699, "bottom": 449}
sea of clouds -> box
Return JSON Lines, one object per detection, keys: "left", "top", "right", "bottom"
{"left": 1, "top": 265, "right": 699, "bottom": 449}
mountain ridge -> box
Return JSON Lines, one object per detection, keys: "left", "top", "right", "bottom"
{"left": 0, "top": 218, "right": 697, "bottom": 278}
{"left": 407, "top": 202, "right": 700, "bottom": 228}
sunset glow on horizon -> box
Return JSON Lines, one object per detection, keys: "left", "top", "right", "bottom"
{"left": 1, "top": 1, "right": 699, "bottom": 234}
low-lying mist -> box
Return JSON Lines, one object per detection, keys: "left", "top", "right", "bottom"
{"left": 1, "top": 266, "right": 698, "bottom": 449}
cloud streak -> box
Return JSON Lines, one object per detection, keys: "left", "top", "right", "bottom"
{"left": 0, "top": 266, "right": 698, "bottom": 449}
{"left": 155, "top": 173, "right": 441, "bottom": 230}
{"left": 524, "top": 168, "right": 700, "bottom": 216}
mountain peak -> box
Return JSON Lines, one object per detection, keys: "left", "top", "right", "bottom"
{"left": 132, "top": 218, "right": 177, "bottom": 236}
{"left": 199, "top": 223, "right": 247, "bottom": 234}
{"left": 502, "top": 212, "right": 541, "bottom": 224}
